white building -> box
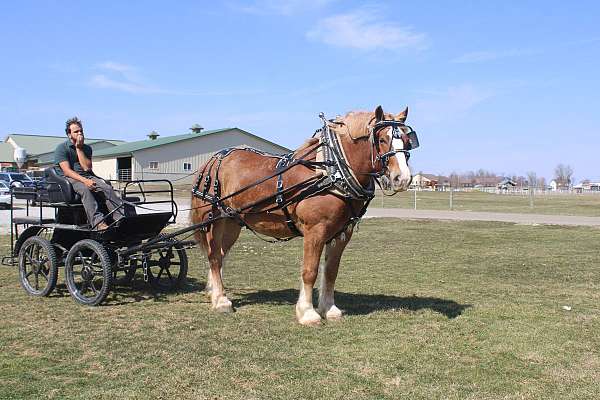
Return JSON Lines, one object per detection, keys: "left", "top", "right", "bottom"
{"left": 92, "top": 127, "right": 290, "bottom": 183}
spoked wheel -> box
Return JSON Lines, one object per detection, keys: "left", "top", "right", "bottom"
{"left": 112, "top": 260, "right": 137, "bottom": 286}
{"left": 146, "top": 241, "right": 188, "bottom": 291}
{"left": 65, "top": 239, "right": 112, "bottom": 306}
{"left": 18, "top": 236, "right": 58, "bottom": 297}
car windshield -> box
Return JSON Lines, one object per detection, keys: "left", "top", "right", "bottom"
{"left": 0, "top": 173, "right": 9, "bottom": 182}
{"left": 11, "top": 173, "right": 30, "bottom": 181}
{"left": 0, "top": 181, "right": 8, "bottom": 189}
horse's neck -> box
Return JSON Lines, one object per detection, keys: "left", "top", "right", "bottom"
{"left": 338, "top": 133, "right": 374, "bottom": 187}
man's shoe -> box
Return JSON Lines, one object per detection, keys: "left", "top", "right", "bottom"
{"left": 95, "top": 222, "right": 110, "bottom": 231}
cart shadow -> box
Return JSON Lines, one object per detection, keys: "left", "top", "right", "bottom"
{"left": 235, "top": 289, "right": 470, "bottom": 319}
{"left": 49, "top": 277, "right": 206, "bottom": 305}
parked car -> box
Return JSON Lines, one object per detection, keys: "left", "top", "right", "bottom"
{"left": 0, "top": 172, "right": 36, "bottom": 188}
{"left": 0, "top": 181, "right": 10, "bottom": 208}
{"left": 26, "top": 170, "right": 46, "bottom": 182}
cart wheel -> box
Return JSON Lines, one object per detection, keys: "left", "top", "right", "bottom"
{"left": 18, "top": 236, "right": 58, "bottom": 297}
{"left": 146, "top": 241, "right": 188, "bottom": 291}
{"left": 112, "top": 260, "right": 137, "bottom": 286}
{"left": 65, "top": 239, "right": 112, "bottom": 306}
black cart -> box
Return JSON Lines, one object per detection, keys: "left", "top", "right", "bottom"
{"left": 3, "top": 168, "right": 192, "bottom": 306}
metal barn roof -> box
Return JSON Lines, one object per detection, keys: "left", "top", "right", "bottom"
{"left": 94, "top": 128, "right": 290, "bottom": 158}
{"left": 5, "top": 134, "right": 125, "bottom": 156}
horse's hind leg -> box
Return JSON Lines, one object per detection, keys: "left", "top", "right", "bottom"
{"left": 318, "top": 229, "right": 353, "bottom": 320}
{"left": 202, "top": 219, "right": 241, "bottom": 313}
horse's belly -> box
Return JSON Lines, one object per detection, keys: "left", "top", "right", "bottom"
{"left": 244, "top": 213, "right": 297, "bottom": 238}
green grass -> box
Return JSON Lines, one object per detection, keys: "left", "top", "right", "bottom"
{"left": 375, "top": 190, "right": 600, "bottom": 216}
{"left": 1, "top": 219, "right": 599, "bottom": 399}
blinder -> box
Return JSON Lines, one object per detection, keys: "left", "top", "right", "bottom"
{"left": 372, "top": 120, "right": 420, "bottom": 171}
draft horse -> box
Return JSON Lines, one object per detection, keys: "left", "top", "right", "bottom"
{"left": 190, "top": 106, "right": 419, "bottom": 325}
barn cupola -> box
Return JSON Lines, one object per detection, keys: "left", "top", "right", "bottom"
{"left": 147, "top": 130, "right": 160, "bottom": 140}
{"left": 190, "top": 124, "right": 204, "bottom": 134}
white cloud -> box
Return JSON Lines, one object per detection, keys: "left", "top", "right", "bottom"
{"left": 231, "top": 0, "right": 333, "bottom": 16}
{"left": 452, "top": 49, "right": 535, "bottom": 64}
{"left": 89, "top": 61, "right": 158, "bottom": 94}
{"left": 89, "top": 74, "right": 159, "bottom": 94}
{"left": 414, "top": 84, "right": 494, "bottom": 124}
{"left": 307, "top": 9, "right": 427, "bottom": 51}
{"left": 97, "top": 61, "right": 135, "bottom": 73}
{"left": 89, "top": 62, "right": 267, "bottom": 96}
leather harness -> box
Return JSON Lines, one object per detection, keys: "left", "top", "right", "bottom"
{"left": 191, "top": 114, "right": 416, "bottom": 242}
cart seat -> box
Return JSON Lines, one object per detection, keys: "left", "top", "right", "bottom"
{"left": 45, "top": 167, "right": 81, "bottom": 204}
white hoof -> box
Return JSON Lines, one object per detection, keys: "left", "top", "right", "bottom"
{"left": 298, "top": 308, "right": 322, "bottom": 326}
{"left": 213, "top": 296, "right": 233, "bottom": 313}
{"left": 323, "top": 305, "right": 343, "bottom": 321}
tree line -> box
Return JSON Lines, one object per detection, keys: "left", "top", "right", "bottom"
{"left": 440, "top": 164, "right": 576, "bottom": 189}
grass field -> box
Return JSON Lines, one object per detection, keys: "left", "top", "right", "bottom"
{"left": 373, "top": 190, "right": 600, "bottom": 217}
{"left": 1, "top": 219, "right": 599, "bottom": 399}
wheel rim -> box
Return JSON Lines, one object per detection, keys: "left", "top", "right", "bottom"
{"left": 70, "top": 250, "right": 106, "bottom": 301}
{"left": 21, "top": 242, "right": 51, "bottom": 294}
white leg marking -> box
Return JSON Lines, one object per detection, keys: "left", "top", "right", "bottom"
{"left": 296, "top": 280, "right": 321, "bottom": 326}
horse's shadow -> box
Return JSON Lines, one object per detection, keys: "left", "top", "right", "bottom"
{"left": 235, "top": 289, "right": 470, "bottom": 319}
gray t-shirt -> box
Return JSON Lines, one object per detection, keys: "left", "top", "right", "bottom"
{"left": 53, "top": 140, "right": 93, "bottom": 177}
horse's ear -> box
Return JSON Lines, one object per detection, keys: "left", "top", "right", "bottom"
{"left": 396, "top": 107, "right": 409, "bottom": 123}
{"left": 375, "top": 105, "right": 384, "bottom": 122}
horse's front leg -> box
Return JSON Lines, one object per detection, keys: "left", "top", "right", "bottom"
{"left": 204, "top": 220, "right": 236, "bottom": 313}
{"left": 296, "top": 232, "right": 326, "bottom": 326}
{"left": 318, "top": 228, "right": 353, "bottom": 320}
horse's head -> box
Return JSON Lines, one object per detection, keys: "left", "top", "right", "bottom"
{"left": 372, "top": 105, "right": 418, "bottom": 192}
{"left": 337, "top": 105, "right": 418, "bottom": 192}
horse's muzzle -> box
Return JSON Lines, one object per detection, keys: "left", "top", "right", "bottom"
{"left": 390, "top": 172, "right": 412, "bottom": 192}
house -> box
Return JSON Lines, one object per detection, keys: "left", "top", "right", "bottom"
{"left": 91, "top": 126, "right": 291, "bottom": 183}
{"left": 411, "top": 173, "right": 450, "bottom": 191}
{"left": 497, "top": 178, "right": 517, "bottom": 191}
{"left": 411, "top": 173, "right": 437, "bottom": 190}
{"left": 549, "top": 179, "right": 570, "bottom": 192}
{"left": 574, "top": 181, "right": 600, "bottom": 193}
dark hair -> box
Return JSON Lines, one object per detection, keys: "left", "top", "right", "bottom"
{"left": 65, "top": 117, "right": 83, "bottom": 136}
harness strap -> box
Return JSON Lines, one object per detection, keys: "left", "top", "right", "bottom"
{"left": 275, "top": 155, "right": 303, "bottom": 237}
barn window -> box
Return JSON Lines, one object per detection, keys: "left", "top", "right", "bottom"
{"left": 183, "top": 162, "right": 192, "bottom": 171}
{"left": 149, "top": 161, "right": 159, "bottom": 170}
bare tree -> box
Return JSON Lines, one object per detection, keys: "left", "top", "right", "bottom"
{"left": 538, "top": 177, "right": 547, "bottom": 191}
{"left": 554, "top": 164, "right": 574, "bottom": 186}
{"left": 449, "top": 172, "right": 460, "bottom": 188}
{"left": 526, "top": 171, "right": 537, "bottom": 188}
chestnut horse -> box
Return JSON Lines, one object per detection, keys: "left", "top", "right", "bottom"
{"left": 190, "top": 106, "right": 417, "bottom": 325}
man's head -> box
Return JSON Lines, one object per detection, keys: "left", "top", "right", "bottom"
{"left": 65, "top": 117, "right": 83, "bottom": 142}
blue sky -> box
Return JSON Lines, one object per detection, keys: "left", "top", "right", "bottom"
{"left": 1, "top": 1, "right": 599, "bottom": 181}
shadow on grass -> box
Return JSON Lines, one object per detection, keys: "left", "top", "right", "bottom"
{"left": 48, "top": 276, "right": 205, "bottom": 306}
{"left": 235, "top": 289, "right": 470, "bottom": 319}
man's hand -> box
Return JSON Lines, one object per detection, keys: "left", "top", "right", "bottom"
{"left": 84, "top": 178, "right": 97, "bottom": 191}
{"left": 76, "top": 134, "right": 85, "bottom": 149}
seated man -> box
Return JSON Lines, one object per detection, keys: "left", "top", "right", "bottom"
{"left": 54, "top": 117, "right": 124, "bottom": 230}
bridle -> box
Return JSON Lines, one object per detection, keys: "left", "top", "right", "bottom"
{"left": 370, "top": 120, "right": 420, "bottom": 177}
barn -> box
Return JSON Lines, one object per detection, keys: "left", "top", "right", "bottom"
{"left": 92, "top": 126, "right": 291, "bottom": 183}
